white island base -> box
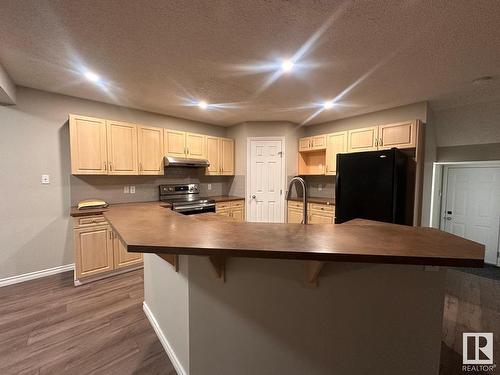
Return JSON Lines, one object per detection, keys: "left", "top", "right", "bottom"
{"left": 143, "top": 253, "right": 446, "bottom": 375}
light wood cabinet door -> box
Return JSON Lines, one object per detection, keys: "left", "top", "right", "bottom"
{"left": 348, "top": 126, "right": 379, "bottom": 152}
{"left": 206, "top": 136, "right": 220, "bottom": 175}
{"left": 231, "top": 207, "right": 245, "bottom": 222}
{"left": 378, "top": 121, "right": 416, "bottom": 150}
{"left": 325, "top": 131, "right": 348, "bottom": 175}
{"left": 164, "top": 129, "right": 186, "bottom": 157}
{"left": 106, "top": 120, "right": 138, "bottom": 175}
{"left": 74, "top": 225, "right": 113, "bottom": 279}
{"left": 220, "top": 138, "right": 234, "bottom": 175}
{"left": 299, "top": 137, "right": 312, "bottom": 151}
{"left": 138, "top": 125, "right": 164, "bottom": 175}
{"left": 112, "top": 231, "right": 143, "bottom": 269}
{"left": 287, "top": 207, "right": 304, "bottom": 223}
{"left": 69, "top": 114, "right": 108, "bottom": 175}
{"left": 311, "top": 135, "right": 327, "bottom": 150}
{"left": 217, "top": 208, "right": 231, "bottom": 217}
{"left": 309, "top": 212, "right": 334, "bottom": 224}
{"left": 186, "top": 132, "right": 206, "bottom": 159}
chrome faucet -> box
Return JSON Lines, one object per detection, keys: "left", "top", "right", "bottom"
{"left": 286, "top": 176, "right": 308, "bottom": 224}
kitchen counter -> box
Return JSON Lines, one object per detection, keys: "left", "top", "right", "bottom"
{"left": 102, "top": 202, "right": 484, "bottom": 267}
{"left": 209, "top": 195, "right": 245, "bottom": 203}
{"left": 287, "top": 196, "right": 335, "bottom": 205}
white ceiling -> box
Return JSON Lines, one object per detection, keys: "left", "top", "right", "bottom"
{"left": 1, "top": 0, "right": 499, "bottom": 126}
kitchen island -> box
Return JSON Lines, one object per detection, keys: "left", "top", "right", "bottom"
{"left": 103, "top": 202, "right": 484, "bottom": 375}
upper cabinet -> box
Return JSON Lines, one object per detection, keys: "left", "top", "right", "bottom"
{"left": 164, "top": 129, "right": 186, "bottom": 157}
{"left": 347, "top": 126, "right": 379, "bottom": 152}
{"left": 298, "top": 135, "right": 327, "bottom": 152}
{"left": 69, "top": 114, "right": 235, "bottom": 176}
{"left": 69, "top": 115, "right": 108, "bottom": 175}
{"left": 378, "top": 121, "right": 416, "bottom": 150}
{"left": 185, "top": 132, "right": 206, "bottom": 159}
{"left": 138, "top": 125, "right": 164, "bottom": 175}
{"left": 298, "top": 120, "right": 423, "bottom": 176}
{"left": 220, "top": 138, "right": 235, "bottom": 175}
{"left": 164, "top": 130, "right": 207, "bottom": 159}
{"left": 106, "top": 120, "right": 138, "bottom": 175}
{"left": 206, "top": 136, "right": 220, "bottom": 175}
{"left": 325, "top": 131, "right": 348, "bottom": 175}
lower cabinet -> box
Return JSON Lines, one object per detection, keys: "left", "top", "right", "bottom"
{"left": 215, "top": 200, "right": 245, "bottom": 221}
{"left": 73, "top": 214, "right": 143, "bottom": 284}
{"left": 286, "top": 201, "right": 335, "bottom": 224}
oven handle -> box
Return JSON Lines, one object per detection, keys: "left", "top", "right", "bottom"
{"left": 174, "top": 203, "right": 215, "bottom": 211}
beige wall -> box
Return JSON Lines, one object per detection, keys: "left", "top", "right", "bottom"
{"left": 0, "top": 87, "right": 226, "bottom": 279}
{"left": 0, "top": 62, "right": 16, "bottom": 104}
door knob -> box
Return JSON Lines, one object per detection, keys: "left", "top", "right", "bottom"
{"left": 251, "top": 195, "right": 256, "bottom": 199}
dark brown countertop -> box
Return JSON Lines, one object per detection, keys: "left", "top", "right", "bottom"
{"left": 102, "top": 202, "right": 484, "bottom": 267}
{"left": 287, "top": 197, "right": 335, "bottom": 205}
{"left": 210, "top": 196, "right": 245, "bottom": 203}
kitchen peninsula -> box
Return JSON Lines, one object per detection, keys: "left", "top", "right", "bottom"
{"left": 102, "top": 202, "right": 483, "bottom": 375}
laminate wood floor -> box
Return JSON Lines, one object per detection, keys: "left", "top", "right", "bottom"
{"left": 440, "top": 267, "right": 500, "bottom": 375}
{"left": 0, "top": 269, "right": 175, "bottom": 375}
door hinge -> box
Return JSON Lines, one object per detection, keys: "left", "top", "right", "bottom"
{"left": 280, "top": 189, "right": 283, "bottom": 195}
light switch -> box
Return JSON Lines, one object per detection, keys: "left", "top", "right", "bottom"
{"left": 318, "top": 184, "right": 323, "bottom": 191}
{"left": 208, "top": 184, "right": 212, "bottom": 191}
{"left": 124, "top": 186, "right": 130, "bottom": 194}
{"left": 130, "top": 185, "right": 136, "bottom": 194}
{"left": 41, "top": 175, "right": 50, "bottom": 184}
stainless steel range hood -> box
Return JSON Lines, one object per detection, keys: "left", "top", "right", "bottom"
{"left": 164, "top": 156, "right": 210, "bottom": 168}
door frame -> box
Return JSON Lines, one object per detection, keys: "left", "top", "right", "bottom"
{"left": 431, "top": 160, "right": 500, "bottom": 266}
{"left": 246, "top": 136, "right": 287, "bottom": 222}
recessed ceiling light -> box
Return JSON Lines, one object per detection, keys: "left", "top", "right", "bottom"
{"left": 198, "top": 101, "right": 208, "bottom": 110}
{"left": 472, "top": 76, "right": 494, "bottom": 85}
{"left": 84, "top": 71, "right": 100, "bottom": 83}
{"left": 323, "top": 100, "right": 334, "bottom": 110}
{"left": 281, "top": 59, "right": 294, "bottom": 73}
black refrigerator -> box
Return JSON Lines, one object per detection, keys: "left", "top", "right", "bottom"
{"left": 334, "top": 148, "right": 414, "bottom": 225}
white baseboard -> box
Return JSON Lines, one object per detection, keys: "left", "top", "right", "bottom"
{"left": 143, "top": 301, "right": 187, "bottom": 375}
{"left": 0, "top": 263, "right": 75, "bottom": 288}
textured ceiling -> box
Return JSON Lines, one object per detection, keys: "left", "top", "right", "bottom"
{"left": 1, "top": 0, "right": 499, "bottom": 126}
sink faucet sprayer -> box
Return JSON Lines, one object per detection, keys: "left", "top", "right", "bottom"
{"left": 286, "top": 176, "right": 308, "bottom": 224}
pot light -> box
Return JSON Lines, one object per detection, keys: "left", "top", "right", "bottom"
{"left": 84, "top": 71, "right": 100, "bottom": 83}
{"left": 281, "top": 59, "right": 294, "bottom": 73}
{"left": 198, "top": 101, "right": 208, "bottom": 110}
{"left": 323, "top": 100, "right": 334, "bottom": 110}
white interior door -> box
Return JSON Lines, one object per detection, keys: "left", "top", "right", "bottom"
{"left": 248, "top": 139, "right": 284, "bottom": 223}
{"left": 441, "top": 166, "right": 500, "bottom": 265}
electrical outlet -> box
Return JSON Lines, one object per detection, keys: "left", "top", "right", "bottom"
{"left": 124, "top": 186, "right": 130, "bottom": 194}
{"left": 318, "top": 184, "right": 323, "bottom": 191}
{"left": 208, "top": 184, "right": 212, "bottom": 191}
{"left": 41, "top": 174, "right": 50, "bottom": 184}
{"left": 130, "top": 185, "right": 136, "bottom": 194}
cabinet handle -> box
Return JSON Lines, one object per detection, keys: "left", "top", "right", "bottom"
{"left": 109, "top": 230, "right": 112, "bottom": 239}
{"left": 379, "top": 138, "right": 383, "bottom": 146}
{"left": 104, "top": 162, "right": 107, "bottom": 171}
{"left": 187, "top": 148, "right": 189, "bottom": 154}
{"left": 109, "top": 162, "right": 113, "bottom": 171}
{"left": 375, "top": 138, "right": 378, "bottom": 147}
{"left": 139, "top": 162, "right": 142, "bottom": 171}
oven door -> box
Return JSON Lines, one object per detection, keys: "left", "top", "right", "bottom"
{"left": 173, "top": 203, "right": 216, "bottom": 215}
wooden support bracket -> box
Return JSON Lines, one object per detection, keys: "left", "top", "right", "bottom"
{"left": 156, "top": 254, "right": 179, "bottom": 272}
{"left": 305, "top": 260, "right": 325, "bottom": 287}
{"left": 209, "top": 255, "right": 226, "bottom": 282}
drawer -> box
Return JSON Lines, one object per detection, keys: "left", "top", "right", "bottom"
{"left": 75, "top": 215, "right": 107, "bottom": 227}
{"left": 308, "top": 203, "right": 335, "bottom": 213}
{"left": 287, "top": 200, "right": 303, "bottom": 209}
{"left": 231, "top": 200, "right": 244, "bottom": 208}
{"left": 216, "top": 202, "right": 231, "bottom": 210}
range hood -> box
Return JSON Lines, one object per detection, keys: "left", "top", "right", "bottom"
{"left": 164, "top": 156, "right": 210, "bottom": 168}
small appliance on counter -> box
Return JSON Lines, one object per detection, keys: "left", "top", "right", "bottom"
{"left": 335, "top": 148, "right": 414, "bottom": 225}
{"left": 159, "top": 183, "right": 215, "bottom": 215}
{"left": 77, "top": 199, "right": 109, "bottom": 210}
